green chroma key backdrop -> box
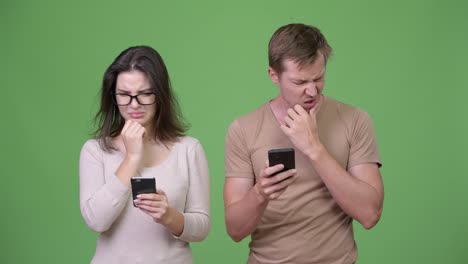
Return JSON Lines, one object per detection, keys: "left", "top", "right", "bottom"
{"left": 2, "top": 0, "right": 467, "bottom": 263}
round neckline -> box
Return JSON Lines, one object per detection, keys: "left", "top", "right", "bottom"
{"left": 113, "top": 139, "right": 180, "bottom": 171}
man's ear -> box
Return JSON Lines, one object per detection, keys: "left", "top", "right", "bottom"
{"left": 268, "top": 67, "right": 280, "bottom": 86}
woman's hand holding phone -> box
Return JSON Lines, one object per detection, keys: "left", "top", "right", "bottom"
{"left": 134, "top": 190, "right": 170, "bottom": 223}
{"left": 134, "top": 190, "right": 184, "bottom": 236}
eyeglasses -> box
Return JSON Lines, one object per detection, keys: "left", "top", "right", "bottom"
{"left": 112, "top": 92, "right": 156, "bottom": 106}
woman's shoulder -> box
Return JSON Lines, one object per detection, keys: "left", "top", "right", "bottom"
{"left": 80, "top": 138, "right": 104, "bottom": 160}
{"left": 80, "top": 138, "right": 115, "bottom": 156}
{"left": 177, "top": 136, "right": 200, "bottom": 147}
{"left": 175, "top": 136, "right": 204, "bottom": 152}
{"left": 80, "top": 138, "right": 121, "bottom": 161}
{"left": 81, "top": 138, "right": 100, "bottom": 151}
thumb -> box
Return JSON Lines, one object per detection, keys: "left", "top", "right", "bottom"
{"left": 309, "top": 100, "right": 322, "bottom": 118}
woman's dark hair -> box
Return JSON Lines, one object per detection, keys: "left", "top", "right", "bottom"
{"left": 94, "top": 45, "right": 188, "bottom": 151}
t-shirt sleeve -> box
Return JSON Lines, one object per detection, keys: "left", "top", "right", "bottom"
{"left": 347, "top": 110, "right": 382, "bottom": 169}
{"left": 224, "top": 119, "right": 254, "bottom": 179}
{"left": 176, "top": 142, "right": 211, "bottom": 242}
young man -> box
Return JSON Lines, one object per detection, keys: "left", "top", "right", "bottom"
{"left": 224, "top": 23, "right": 384, "bottom": 264}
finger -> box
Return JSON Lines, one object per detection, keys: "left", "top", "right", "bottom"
{"left": 269, "top": 169, "right": 297, "bottom": 186}
{"left": 157, "top": 189, "right": 167, "bottom": 196}
{"left": 260, "top": 166, "right": 287, "bottom": 188}
{"left": 283, "top": 115, "right": 295, "bottom": 128}
{"left": 265, "top": 171, "right": 298, "bottom": 194}
{"left": 287, "top": 107, "right": 300, "bottom": 120}
{"left": 137, "top": 193, "right": 165, "bottom": 201}
{"left": 127, "top": 121, "right": 142, "bottom": 136}
{"left": 269, "top": 188, "right": 287, "bottom": 200}
{"left": 136, "top": 198, "right": 168, "bottom": 210}
{"left": 138, "top": 126, "right": 146, "bottom": 138}
{"left": 309, "top": 96, "right": 323, "bottom": 117}
{"left": 264, "top": 169, "right": 297, "bottom": 192}
{"left": 279, "top": 124, "right": 290, "bottom": 135}
{"left": 273, "top": 169, "right": 298, "bottom": 184}
{"left": 136, "top": 193, "right": 156, "bottom": 200}
{"left": 294, "top": 104, "right": 308, "bottom": 116}
{"left": 264, "top": 164, "right": 284, "bottom": 176}
{"left": 121, "top": 120, "right": 131, "bottom": 135}
{"left": 139, "top": 208, "right": 162, "bottom": 219}
{"left": 133, "top": 126, "right": 145, "bottom": 139}
{"left": 136, "top": 198, "right": 166, "bottom": 207}
{"left": 260, "top": 160, "right": 271, "bottom": 179}
{"left": 137, "top": 203, "right": 165, "bottom": 213}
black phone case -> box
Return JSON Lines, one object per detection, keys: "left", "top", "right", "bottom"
{"left": 131, "top": 177, "right": 156, "bottom": 207}
{"left": 268, "top": 148, "right": 295, "bottom": 174}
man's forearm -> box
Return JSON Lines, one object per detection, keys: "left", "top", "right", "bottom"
{"left": 309, "top": 147, "right": 383, "bottom": 229}
{"left": 225, "top": 186, "right": 269, "bottom": 242}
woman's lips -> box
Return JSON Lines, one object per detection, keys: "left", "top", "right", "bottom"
{"left": 128, "top": 112, "right": 144, "bottom": 118}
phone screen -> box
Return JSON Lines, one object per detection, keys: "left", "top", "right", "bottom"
{"left": 268, "top": 148, "right": 295, "bottom": 174}
{"left": 131, "top": 177, "right": 156, "bottom": 207}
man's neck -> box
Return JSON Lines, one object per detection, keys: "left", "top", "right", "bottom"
{"left": 269, "top": 96, "right": 290, "bottom": 126}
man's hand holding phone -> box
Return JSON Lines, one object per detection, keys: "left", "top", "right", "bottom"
{"left": 254, "top": 148, "right": 298, "bottom": 201}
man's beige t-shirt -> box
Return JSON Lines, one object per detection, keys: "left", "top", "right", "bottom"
{"left": 225, "top": 96, "right": 381, "bottom": 264}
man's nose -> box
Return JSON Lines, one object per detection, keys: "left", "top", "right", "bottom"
{"left": 305, "top": 83, "right": 318, "bottom": 96}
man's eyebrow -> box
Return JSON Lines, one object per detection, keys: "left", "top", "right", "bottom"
{"left": 291, "top": 78, "right": 307, "bottom": 82}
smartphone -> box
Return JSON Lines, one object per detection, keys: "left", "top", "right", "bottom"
{"left": 131, "top": 177, "right": 156, "bottom": 207}
{"left": 268, "top": 148, "right": 295, "bottom": 175}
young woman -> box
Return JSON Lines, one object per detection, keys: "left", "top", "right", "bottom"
{"left": 79, "top": 46, "right": 210, "bottom": 264}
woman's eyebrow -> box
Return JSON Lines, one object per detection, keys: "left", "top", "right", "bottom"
{"left": 115, "top": 88, "right": 153, "bottom": 93}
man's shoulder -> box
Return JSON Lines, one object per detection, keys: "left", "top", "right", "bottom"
{"left": 325, "top": 96, "right": 368, "bottom": 119}
{"left": 228, "top": 102, "right": 269, "bottom": 130}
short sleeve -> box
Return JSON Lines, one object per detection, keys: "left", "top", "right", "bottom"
{"left": 224, "top": 119, "right": 254, "bottom": 178}
{"left": 348, "top": 110, "right": 382, "bottom": 169}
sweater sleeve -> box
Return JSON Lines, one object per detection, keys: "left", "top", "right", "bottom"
{"left": 176, "top": 142, "right": 211, "bottom": 242}
{"left": 79, "top": 140, "right": 131, "bottom": 233}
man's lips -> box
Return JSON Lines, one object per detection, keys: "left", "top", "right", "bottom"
{"left": 304, "top": 99, "right": 316, "bottom": 108}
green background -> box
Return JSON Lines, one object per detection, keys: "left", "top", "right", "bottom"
{"left": 2, "top": 0, "right": 467, "bottom": 263}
